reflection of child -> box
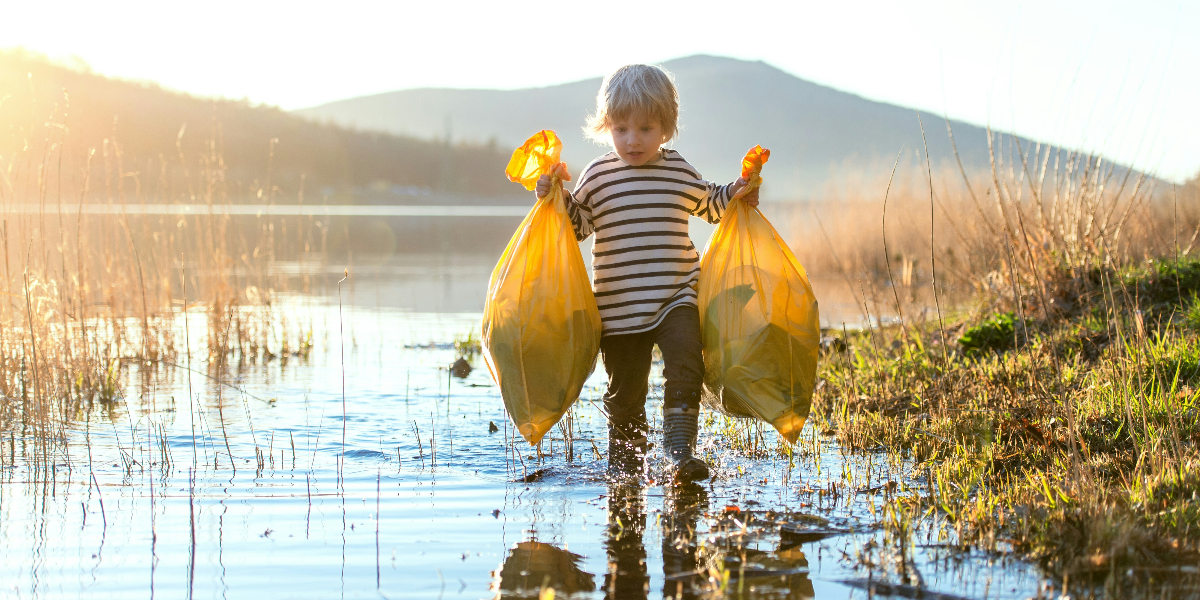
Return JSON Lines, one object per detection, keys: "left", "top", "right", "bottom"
{"left": 535, "top": 64, "right": 759, "bottom": 481}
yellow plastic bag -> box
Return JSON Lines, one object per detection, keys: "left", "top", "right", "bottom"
{"left": 482, "top": 130, "right": 602, "bottom": 445}
{"left": 697, "top": 146, "right": 820, "bottom": 444}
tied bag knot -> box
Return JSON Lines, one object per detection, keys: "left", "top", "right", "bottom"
{"left": 730, "top": 145, "right": 770, "bottom": 203}
{"left": 504, "top": 131, "right": 573, "bottom": 215}
{"left": 547, "top": 163, "right": 572, "bottom": 214}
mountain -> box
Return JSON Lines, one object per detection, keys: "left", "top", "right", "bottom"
{"left": 296, "top": 55, "right": 1013, "bottom": 199}
{"left": 0, "top": 49, "right": 516, "bottom": 200}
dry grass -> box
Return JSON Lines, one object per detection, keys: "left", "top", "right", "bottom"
{"left": 5, "top": 58, "right": 1200, "bottom": 595}
{"left": 0, "top": 84, "right": 321, "bottom": 474}
{"left": 799, "top": 128, "right": 1200, "bottom": 594}
{"left": 789, "top": 134, "right": 1199, "bottom": 327}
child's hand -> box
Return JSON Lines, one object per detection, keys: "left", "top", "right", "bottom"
{"left": 535, "top": 163, "right": 572, "bottom": 199}
{"left": 733, "top": 177, "right": 760, "bottom": 207}
{"left": 535, "top": 175, "right": 554, "bottom": 199}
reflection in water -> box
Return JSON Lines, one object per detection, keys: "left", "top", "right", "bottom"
{"left": 2, "top": 304, "right": 1054, "bottom": 599}
{"left": 492, "top": 541, "right": 596, "bottom": 598}
{"left": 600, "top": 478, "right": 817, "bottom": 600}
{"left": 489, "top": 481, "right": 715, "bottom": 600}
{"left": 703, "top": 544, "right": 816, "bottom": 599}
{"left": 662, "top": 483, "right": 708, "bottom": 600}
{"left": 605, "top": 481, "right": 649, "bottom": 598}
{"left": 692, "top": 507, "right": 817, "bottom": 600}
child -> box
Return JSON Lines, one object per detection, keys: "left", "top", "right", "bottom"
{"left": 535, "top": 64, "right": 758, "bottom": 481}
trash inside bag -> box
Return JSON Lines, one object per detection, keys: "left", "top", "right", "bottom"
{"left": 483, "top": 130, "right": 602, "bottom": 445}
{"left": 698, "top": 146, "right": 820, "bottom": 444}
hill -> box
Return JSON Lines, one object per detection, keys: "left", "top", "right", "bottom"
{"left": 297, "top": 55, "right": 1019, "bottom": 199}
{"left": 0, "top": 50, "right": 517, "bottom": 201}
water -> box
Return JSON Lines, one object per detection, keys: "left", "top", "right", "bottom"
{"left": 280, "top": 253, "right": 875, "bottom": 327}
{"left": 2, "top": 201, "right": 886, "bottom": 327}
{"left": 0, "top": 290, "right": 1053, "bottom": 599}
{"left": 0, "top": 203, "right": 1026, "bottom": 598}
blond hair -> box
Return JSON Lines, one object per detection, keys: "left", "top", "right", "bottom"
{"left": 585, "top": 64, "right": 679, "bottom": 144}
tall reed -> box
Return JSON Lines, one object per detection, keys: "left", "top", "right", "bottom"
{"left": 791, "top": 133, "right": 1196, "bottom": 327}
{"left": 0, "top": 83, "right": 324, "bottom": 474}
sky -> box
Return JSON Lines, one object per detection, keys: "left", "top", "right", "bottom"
{"left": 3, "top": 0, "right": 1198, "bottom": 182}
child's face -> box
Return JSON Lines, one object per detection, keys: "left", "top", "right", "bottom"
{"left": 609, "top": 113, "right": 664, "bottom": 166}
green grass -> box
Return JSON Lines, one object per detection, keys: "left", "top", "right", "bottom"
{"left": 958, "top": 312, "right": 1016, "bottom": 355}
{"left": 812, "top": 256, "right": 1200, "bottom": 592}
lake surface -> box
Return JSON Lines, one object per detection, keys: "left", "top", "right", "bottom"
{"left": 288, "top": 253, "right": 871, "bottom": 327}
{"left": 1, "top": 204, "right": 1025, "bottom": 598}
{"left": 0, "top": 294, "right": 1049, "bottom": 599}
{"left": 1, "top": 201, "right": 910, "bottom": 327}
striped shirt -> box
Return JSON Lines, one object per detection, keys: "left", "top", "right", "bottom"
{"left": 565, "top": 149, "right": 734, "bottom": 336}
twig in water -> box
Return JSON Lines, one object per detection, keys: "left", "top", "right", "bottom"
{"left": 188, "top": 467, "right": 196, "bottom": 598}
{"left": 338, "top": 268, "right": 349, "bottom": 485}
{"left": 182, "top": 257, "right": 197, "bottom": 471}
{"left": 411, "top": 421, "right": 425, "bottom": 470}
{"left": 376, "top": 469, "right": 381, "bottom": 589}
{"left": 90, "top": 472, "right": 107, "bottom": 530}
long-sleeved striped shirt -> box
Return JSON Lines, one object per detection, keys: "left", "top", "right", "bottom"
{"left": 565, "top": 148, "right": 734, "bottom": 336}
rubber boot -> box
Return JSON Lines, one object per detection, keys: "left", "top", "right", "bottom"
{"left": 663, "top": 390, "right": 710, "bottom": 481}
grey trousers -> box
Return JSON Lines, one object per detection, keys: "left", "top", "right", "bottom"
{"left": 600, "top": 305, "right": 704, "bottom": 444}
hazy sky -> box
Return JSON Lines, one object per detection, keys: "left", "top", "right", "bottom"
{"left": 4, "top": 0, "right": 1197, "bottom": 181}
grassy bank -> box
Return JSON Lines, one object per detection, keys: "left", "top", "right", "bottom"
{"left": 787, "top": 128, "right": 1200, "bottom": 595}
{"left": 812, "top": 254, "right": 1200, "bottom": 593}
